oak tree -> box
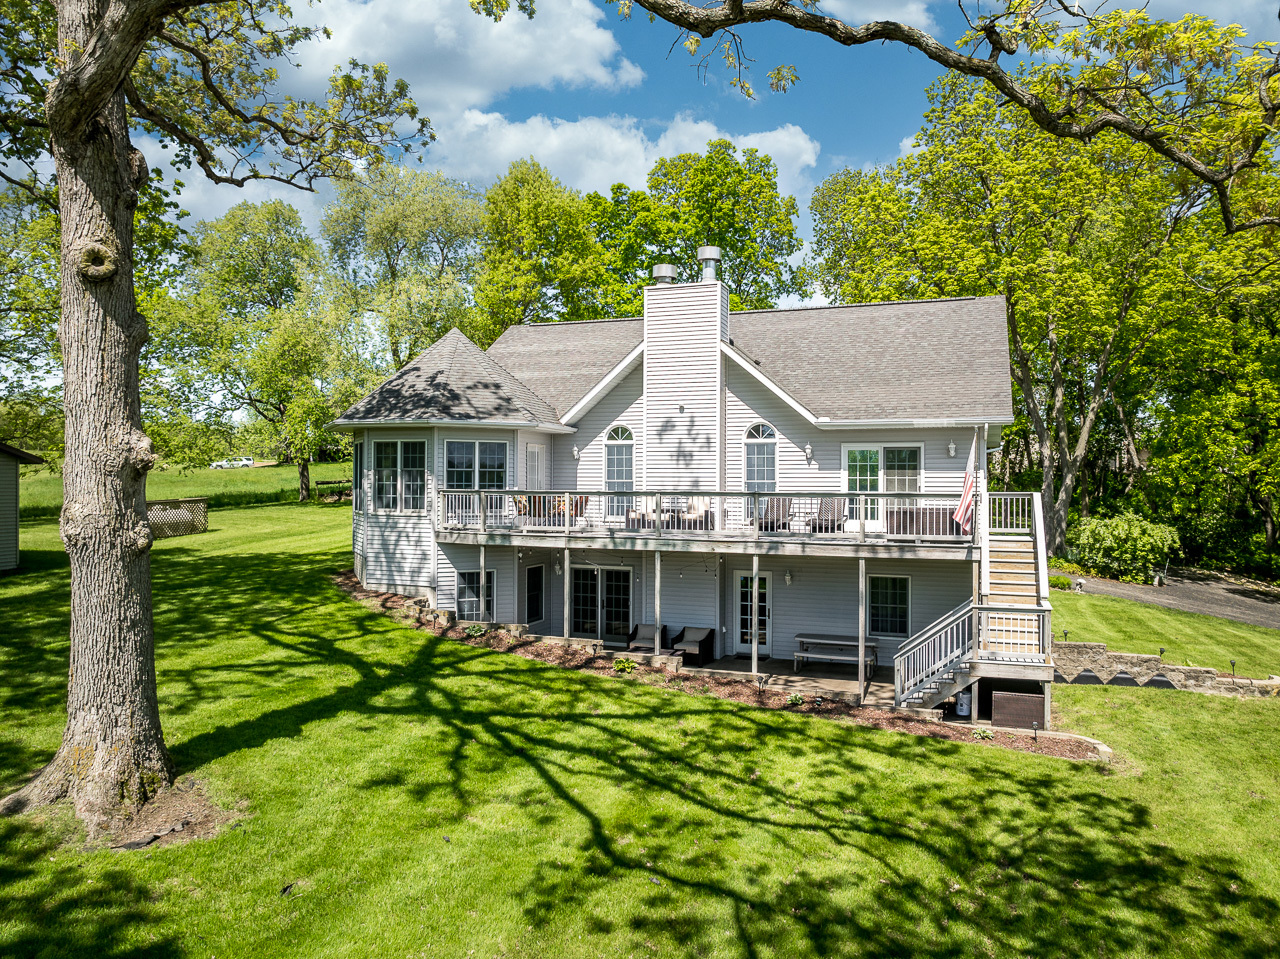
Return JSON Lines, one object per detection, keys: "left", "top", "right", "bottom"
{"left": 0, "top": 0, "right": 424, "bottom": 830}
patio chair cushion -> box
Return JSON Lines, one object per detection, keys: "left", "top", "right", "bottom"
{"left": 627, "top": 623, "right": 667, "bottom": 651}
{"left": 669, "top": 626, "right": 715, "bottom": 666}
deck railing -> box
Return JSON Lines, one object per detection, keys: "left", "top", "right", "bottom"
{"left": 436, "top": 489, "right": 975, "bottom": 543}
{"left": 894, "top": 599, "right": 1051, "bottom": 705}
{"left": 988, "top": 492, "right": 1035, "bottom": 533}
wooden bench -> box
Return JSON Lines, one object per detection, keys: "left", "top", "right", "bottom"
{"left": 793, "top": 634, "right": 878, "bottom": 674}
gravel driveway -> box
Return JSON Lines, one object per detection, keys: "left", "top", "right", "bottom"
{"left": 1075, "top": 569, "right": 1280, "bottom": 630}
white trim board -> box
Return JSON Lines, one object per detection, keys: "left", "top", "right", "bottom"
{"left": 560, "top": 342, "right": 645, "bottom": 425}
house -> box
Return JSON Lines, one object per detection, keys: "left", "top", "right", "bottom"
{"left": 0, "top": 442, "right": 45, "bottom": 572}
{"left": 333, "top": 249, "right": 1053, "bottom": 724}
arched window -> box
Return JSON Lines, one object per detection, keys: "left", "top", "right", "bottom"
{"left": 605, "top": 425, "right": 634, "bottom": 516}
{"left": 744, "top": 423, "right": 777, "bottom": 494}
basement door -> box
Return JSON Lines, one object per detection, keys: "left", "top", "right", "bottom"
{"left": 570, "top": 566, "right": 632, "bottom": 643}
{"left": 734, "top": 571, "right": 772, "bottom": 657}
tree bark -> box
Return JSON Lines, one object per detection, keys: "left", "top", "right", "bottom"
{"left": 298, "top": 457, "right": 311, "bottom": 502}
{"left": 0, "top": 0, "right": 173, "bottom": 832}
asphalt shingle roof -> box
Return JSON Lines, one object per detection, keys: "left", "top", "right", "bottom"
{"left": 339, "top": 295, "right": 1013, "bottom": 427}
{"left": 334, "top": 327, "right": 560, "bottom": 427}
{"left": 486, "top": 295, "right": 1012, "bottom": 423}
{"left": 728, "top": 297, "right": 1012, "bottom": 422}
{"left": 0, "top": 442, "right": 44, "bottom": 465}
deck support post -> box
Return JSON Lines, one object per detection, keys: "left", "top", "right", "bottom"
{"left": 563, "top": 548, "right": 571, "bottom": 639}
{"left": 479, "top": 545, "right": 487, "bottom": 622}
{"left": 857, "top": 558, "right": 866, "bottom": 704}
{"left": 750, "top": 553, "right": 760, "bottom": 676}
{"left": 654, "top": 550, "right": 663, "bottom": 650}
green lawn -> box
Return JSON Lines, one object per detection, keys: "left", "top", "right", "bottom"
{"left": 2, "top": 508, "right": 1278, "bottom": 958}
{"left": 19, "top": 461, "right": 353, "bottom": 515}
{"left": 1051, "top": 591, "right": 1280, "bottom": 678}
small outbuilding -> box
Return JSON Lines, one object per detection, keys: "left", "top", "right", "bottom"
{"left": 0, "top": 442, "right": 45, "bottom": 571}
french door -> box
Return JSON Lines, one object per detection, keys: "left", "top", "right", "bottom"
{"left": 735, "top": 571, "right": 772, "bottom": 656}
{"left": 571, "top": 567, "right": 632, "bottom": 642}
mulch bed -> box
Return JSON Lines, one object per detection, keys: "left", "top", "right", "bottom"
{"left": 334, "top": 571, "right": 1099, "bottom": 762}
{"left": 110, "top": 776, "right": 243, "bottom": 851}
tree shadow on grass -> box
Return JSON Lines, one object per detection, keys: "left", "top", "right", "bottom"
{"left": 4, "top": 529, "right": 1279, "bottom": 958}
{"left": 0, "top": 816, "right": 179, "bottom": 959}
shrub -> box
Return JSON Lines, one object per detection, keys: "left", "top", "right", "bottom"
{"left": 1048, "top": 558, "right": 1089, "bottom": 577}
{"left": 1048, "top": 574, "right": 1074, "bottom": 591}
{"left": 613, "top": 658, "right": 636, "bottom": 673}
{"left": 464, "top": 624, "right": 487, "bottom": 638}
{"left": 785, "top": 693, "right": 804, "bottom": 706}
{"left": 1072, "top": 513, "right": 1180, "bottom": 583}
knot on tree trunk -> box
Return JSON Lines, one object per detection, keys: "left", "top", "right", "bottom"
{"left": 74, "top": 239, "right": 119, "bottom": 282}
{"left": 127, "top": 429, "right": 157, "bottom": 473}
{"left": 128, "top": 147, "right": 149, "bottom": 189}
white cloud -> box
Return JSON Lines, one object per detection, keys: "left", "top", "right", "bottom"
{"left": 428, "top": 111, "right": 822, "bottom": 202}
{"left": 897, "top": 134, "right": 921, "bottom": 158}
{"left": 817, "top": 0, "right": 938, "bottom": 32}
{"left": 289, "top": 0, "right": 643, "bottom": 119}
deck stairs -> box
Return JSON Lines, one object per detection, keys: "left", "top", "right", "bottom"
{"left": 894, "top": 496, "right": 1052, "bottom": 710}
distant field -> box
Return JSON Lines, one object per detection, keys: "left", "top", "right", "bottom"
{"left": 19, "top": 461, "right": 352, "bottom": 516}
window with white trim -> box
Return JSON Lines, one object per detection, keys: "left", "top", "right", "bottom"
{"left": 458, "top": 569, "right": 495, "bottom": 621}
{"left": 374, "top": 441, "right": 398, "bottom": 510}
{"left": 884, "top": 447, "right": 921, "bottom": 493}
{"left": 744, "top": 423, "right": 777, "bottom": 492}
{"left": 402, "top": 441, "right": 426, "bottom": 510}
{"left": 445, "top": 440, "right": 508, "bottom": 490}
{"left": 353, "top": 442, "right": 364, "bottom": 511}
{"left": 868, "top": 576, "right": 910, "bottom": 637}
{"left": 846, "top": 446, "right": 879, "bottom": 521}
{"left": 605, "top": 425, "right": 634, "bottom": 516}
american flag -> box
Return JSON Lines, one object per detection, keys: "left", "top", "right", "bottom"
{"left": 953, "top": 433, "right": 977, "bottom": 534}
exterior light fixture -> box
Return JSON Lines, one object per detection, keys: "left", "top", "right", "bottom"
{"left": 554, "top": 560, "right": 562, "bottom": 575}
{"left": 804, "top": 442, "right": 813, "bottom": 462}
{"left": 948, "top": 440, "right": 957, "bottom": 457}
{"left": 1159, "top": 647, "right": 1165, "bottom": 659}
{"left": 1231, "top": 659, "right": 1236, "bottom": 677}
{"left": 784, "top": 570, "right": 792, "bottom": 586}
{"left": 572, "top": 445, "right": 580, "bottom": 460}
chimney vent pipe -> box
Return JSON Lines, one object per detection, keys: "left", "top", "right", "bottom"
{"left": 651, "top": 263, "right": 678, "bottom": 285}
{"left": 697, "top": 246, "right": 721, "bottom": 282}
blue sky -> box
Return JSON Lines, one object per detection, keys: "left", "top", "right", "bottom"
{"left": 158, "top": 0, "right": 1277, "bottom": 245}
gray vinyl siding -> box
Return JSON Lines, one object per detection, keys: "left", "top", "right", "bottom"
{"left": 358, "top": 427, "right": 435, "bottom": 596}
{"left": 724, "top": 364, "right": 978, "bottom": 495}
{"left": 642, "top": 282, "right": 726, "bottom": 489}
{"left": 718, "top": 556, "right": 972, "bottom": 664}
{"left": 551, "top": 366, "right": 644, "bottom": 489}
{"left": 0, "top": 455, "right": 18, "bottom": 570}
{"left": 437, "top": 543, "right": 518, "bottom": 622}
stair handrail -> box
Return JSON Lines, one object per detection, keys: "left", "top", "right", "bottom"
{"left": 1030, "top": 491, "right": 1050, "bottom": 602}
{"left": 894, "top": 598, "right": 974, "bottom": 705}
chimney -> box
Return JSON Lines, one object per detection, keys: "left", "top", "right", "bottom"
{"left": 651, "top": 263, "right": 677, "bottom": 285}
{"left": 697, "top": 246, "right": 721, "bottom": 282}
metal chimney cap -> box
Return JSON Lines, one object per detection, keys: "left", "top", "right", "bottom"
{"left": 651, "top": 263, "right": 678, "bottom": 284}
{"left": 697, "top": 246, "right": 721, "bottom": 262}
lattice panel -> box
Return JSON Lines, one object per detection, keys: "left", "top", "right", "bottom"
{"left": 148, "top": 497, "right": 209, "bottom": 540}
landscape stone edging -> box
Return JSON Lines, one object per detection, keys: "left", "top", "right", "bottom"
{"left": 1054, "top": 642, "right": 1280, "bottom": 698}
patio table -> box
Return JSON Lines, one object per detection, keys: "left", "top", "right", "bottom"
{"left": 793, "top": 634, "right": 877, "bottom": 674}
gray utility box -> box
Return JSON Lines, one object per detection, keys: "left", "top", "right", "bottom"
{"left": 991, "top": 690, "right": 1045, "bottom": 729}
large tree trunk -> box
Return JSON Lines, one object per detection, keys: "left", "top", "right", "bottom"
{"left": 298, "top": 457, "right": 311, "bottom": 502}
{"left": 1, "top": 1, "right": 172, "bottom": 832}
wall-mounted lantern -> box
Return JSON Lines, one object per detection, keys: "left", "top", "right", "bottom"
{"left": 948, "top": 440, "right": 957, "bottom": 458}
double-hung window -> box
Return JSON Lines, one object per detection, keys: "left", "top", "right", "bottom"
{"left": 374, "top": 442, "right": 398, "bottom": 510}
{"left": 458, "top": 569, "right": 495, "bottom": 621}
{"left": 445, "top": 440, "right": 508, "bottom": 490}
{"left": 868, "top": 576, "right": 910, "bottom": 637}
{"left": 605, "top": 425, "right": 634, "bottom": 516}
{"left": 373, "top": 440, "right": 427, "bottom": 512}
{"left": 353, "top": 442, "right": 364, "bottom": 511}
{"left": 744, "top": 423, "right": 777, "bottom": 520}
{"left": 401, "top": 441, "right": 426, "bottom": 510}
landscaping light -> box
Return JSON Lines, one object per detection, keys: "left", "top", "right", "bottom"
{"left": 1159, "top": 647, "right": 1165, "bottom": 659}
{"left": 1032, "top": 721, "right": 1039, "bottom": 742}
{"left": 1231, "top": 660, "right": 1236, "bottom": 678}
